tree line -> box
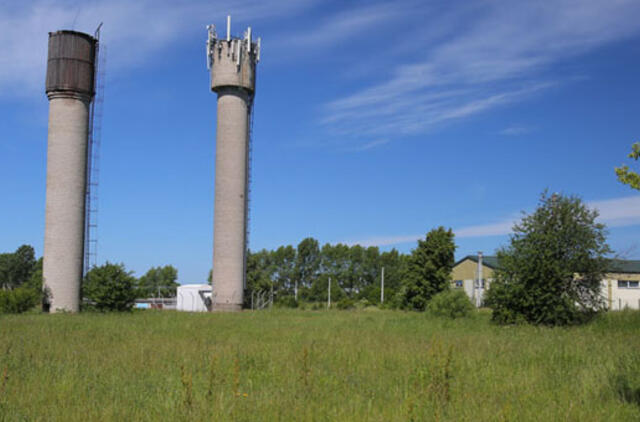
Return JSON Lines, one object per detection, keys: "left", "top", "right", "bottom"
{"left": 244, "top": 227, "right": 456, "bottom": 310}
{"left": 1, "top": 191, "right": 615, "bottom": 326}
{"left": 0, "top": 246, "right": 179, "bottom": 313}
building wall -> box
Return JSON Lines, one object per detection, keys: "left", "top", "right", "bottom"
{"left": 451, "top": 259, "right": 494, "bottom": 307}
{"left": 603, "top": 273, "right": 640, "bottom": 310}
{"left": 451, "top": 259, "right": 494, "bottom": 281}
{"left": 451, "top": 259, "right": 640, "bottom": 310}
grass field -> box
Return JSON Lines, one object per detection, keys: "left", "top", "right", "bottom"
{"left": 1, "top": 309, "right": 639, "bottom": 421}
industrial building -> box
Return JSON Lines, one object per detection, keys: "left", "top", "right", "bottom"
{"left": 452, "top": 254, "right": 640, "bottom": 310}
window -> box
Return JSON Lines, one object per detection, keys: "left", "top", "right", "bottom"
{"left": 454, "top": 280, "right": 463, "bottom": 288}
{"left": 618, "top": 280, "right": 640, "bottom": 288}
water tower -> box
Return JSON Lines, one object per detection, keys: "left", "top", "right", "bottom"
{"left": 207, "top": 17, "right": 260, "bottom": 311}
{"left": 43, "top": 30, "right": 97, "bottom": 312}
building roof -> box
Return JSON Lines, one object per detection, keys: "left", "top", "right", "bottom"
{"left": 454, "top": 255, "right": 500, "bottom": 269}
{"left": 607, "top": 259, "right": 640, "bottom": 274}
{"left": 455, "top": 255, "right": 640, "bottom": 274}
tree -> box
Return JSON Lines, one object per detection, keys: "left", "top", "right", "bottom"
{"left": 295, "top": 238, "right": 320, "bottom": 298}
{"left": 24, "top": 257, "right": 43, "bottom": 291}
{"left": 402, "top": 227, "right": 456, "bottom": 311}
{"left": 272, "top": 245, "right": 296, "bottom": 295}
{"left": 84, "top": 262, "right": 137, "bottom": 311}
{"left": 486, "top": 192, "right": 611, "bottom": 326}
{"left": 0, "top": 245, "right": 36, "bottom": 290}
{"left": 246, "top": 250, "right": 274, "bottom": 292}
{"left": 615, "top": 142, "right": 640, "bottom": 190}
{"left": 137, "top": 265, "right": 179, "bottom": 298}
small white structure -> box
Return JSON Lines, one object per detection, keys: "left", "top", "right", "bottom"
{"left": 177, "top": 284, "right": 212, "bottom": 312}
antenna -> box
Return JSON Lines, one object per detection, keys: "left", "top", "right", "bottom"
{"left": 226, "top": 15, "right": 231, "bottom": 41}
{"left": 206, "top": 24, "right": 216, "bottom": 70}
{"left": 256, "top": 37, "right": 261, "bottom": 62}
{"left": 94, "top": 22, "right": 103, "bottom": 38}
{"left": 247, "top": 27, "right": 251, "bottom": 53}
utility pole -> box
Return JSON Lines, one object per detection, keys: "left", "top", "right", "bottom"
{"left": 380, "top": 266, "right": 385, "bottom": 304}
{"left": 477, "top": 251, "right": 483, "bottom": 308}
{"left": 327, "top": 277, "right": 331, "bottom": 309}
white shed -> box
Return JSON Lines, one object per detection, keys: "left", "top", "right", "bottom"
{"left": 177, "top": 284, "right": 212, "bottom": 312}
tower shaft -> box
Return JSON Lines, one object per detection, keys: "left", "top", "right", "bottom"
{"left": 212, "top": 89, "right": 250, "bottom": 311}
{"left": 43, "top": 30, "right": 96, "bottom": 312}
{"left": 208, "top": 20, "right": 260, "bottom": 311}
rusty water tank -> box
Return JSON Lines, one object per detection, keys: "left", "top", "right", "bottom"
{"left": 45, "top": 30, "right": 97, "bottom": 98}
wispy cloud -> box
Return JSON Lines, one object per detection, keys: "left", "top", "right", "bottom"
{"left": 322, "top": 0, "right": 640, "bottom": 147}
{"left": 499, "top": 125, "right": 532, "bottom": 136}
{"left": 344, "top": 195, "right": 640, "bottom": 247}
{"left": 278, "top": 3, "right": 402, "bottom": 50}
{"left": 0, "top": 0, "right": 318, "bottom": 97}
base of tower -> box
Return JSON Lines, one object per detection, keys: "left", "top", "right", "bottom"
{"left": 211, "top": 302, "right": 243, "bottom": 312}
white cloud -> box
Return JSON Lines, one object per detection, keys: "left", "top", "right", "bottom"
{"left": 277, "top": 3, "right": 401, "bottom": 50}
{"left": 322, "top": 0, "right": 640, "bottom": 146}
{"left": 0, "top": 0, "right": 318, "bottom": 98}
{"left": 590, "top": 195, "right": 640, "bottom": 228}
{"left": 344, "top": 195, "right": 640, "bottom": 247}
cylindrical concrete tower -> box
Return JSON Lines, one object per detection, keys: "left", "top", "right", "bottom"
{"left": 43, "top": 30, "right": 97, "bottom": 312}
{"left": 207, "top": 19, "right": 260, "bottom": 311}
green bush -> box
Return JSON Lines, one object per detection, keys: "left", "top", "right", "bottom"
{"left": 0, "top": 287, "right": 40, "bottom": 314}
{"left": 83, "top": 262, "right": 137, "bottom": 312}
{"left": 310, "top": 302, "right": 325, "bottom": 310}
{"left": 428, "top": 289, "right": 474, "bottom": 319}
{"left": 275, "top": 295, "right": 299, "bottom": 308}
{"left": 336, "top": 298, "right": 355, "bottom": 310}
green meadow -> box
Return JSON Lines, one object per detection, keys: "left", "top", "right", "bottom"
{"left": 1, "top": 309, "right": 639, "bottom": 421}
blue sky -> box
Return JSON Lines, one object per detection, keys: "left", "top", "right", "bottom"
{"left": 2, "top": 0, "right": 640, "bottom": 283}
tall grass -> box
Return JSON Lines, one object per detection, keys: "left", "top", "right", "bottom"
{"left": 0, "top": 309, "right": 639, "bottom": 421}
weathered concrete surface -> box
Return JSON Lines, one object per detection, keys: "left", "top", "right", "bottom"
{"left": 209, "top": 28, "right": 259, "bottom": 312}
{"left": 43, "top": 30, "right": 96, "bottom": 313}
{"left": 211, "top": 89, "right": 250, "bottom": 312}
{"left": 210, "top": 39, "right": 256, "bottom": 93}
{"left": 43, "top": 95, "right": 90, "bottom": 312}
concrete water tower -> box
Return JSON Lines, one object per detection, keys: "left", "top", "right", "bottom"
{"left": 43, "top": 30, "right": 97, "bottom": 312}
{"left": 207, "top": 17, "right": 260, "bottom": 311}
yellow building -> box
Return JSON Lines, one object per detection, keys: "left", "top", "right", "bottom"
{"left": 451, "top": 255, "right": 640, "bottom": 309}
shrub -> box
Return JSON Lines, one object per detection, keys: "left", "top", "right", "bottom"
{"left": 0, "top": 287, "right": 40, "bottom": 314}
{"left": 356, "top": 298, "right": 371, "bottom": 309}
{"left": 83, "top": 262, "right": 137, "bottom": 312}
{"left": 275, "top": 295, "right": 298, "bottom": 308}
{"left": 336, "top": 298, "right": 355, "bottom": 310}
{"left": 428, "top": 290, "right": 474, "bottom": 319}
